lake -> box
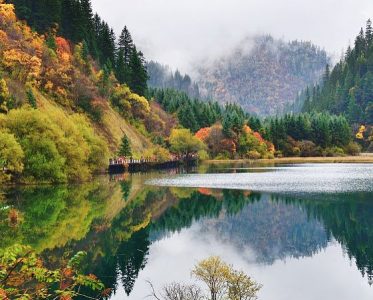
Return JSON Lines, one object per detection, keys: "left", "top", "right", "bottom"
{"left": 1, "top": 163, "right": 373, "bottom": 300}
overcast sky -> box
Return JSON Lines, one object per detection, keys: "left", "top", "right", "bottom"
{"left": 91, "top": 0, "right": 373, "bottom": 73}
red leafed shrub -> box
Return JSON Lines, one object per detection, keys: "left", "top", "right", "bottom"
{"left": 195, "top": 127, "right": 211, "bottom": 141}
{"left": 253, "top": 131, "right": 264, "bottom": 143}
{"left": 56, "top": 37, "right": 71, "bottom": 54}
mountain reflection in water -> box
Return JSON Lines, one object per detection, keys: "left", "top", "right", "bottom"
{"left": 1, "top": 164, "right": 373, "bottom": 300}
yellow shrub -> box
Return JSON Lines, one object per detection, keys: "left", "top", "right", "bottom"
{"left": 0, "top": 107, "right": 108, "bottom": 183}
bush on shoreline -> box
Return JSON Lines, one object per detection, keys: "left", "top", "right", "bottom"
{"left": 0, "top": 108, "right": 108, "bottom": 184}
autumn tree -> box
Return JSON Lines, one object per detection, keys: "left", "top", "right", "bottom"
{"left": 148, "top": 257, "right": 262, "bottom": 300}
{"left": 192, "top": 256, "right": 231, "bottom": 300}
{"left": 0, "top": 130, "right": 24, "bottom": 182}
{"left": 0, "top": 78, "right": 10, "bottom": 113}
{"left": 169, "top": 129, "right": 205, "bottom": 158}
{"left": 227, "top": 270, "right": 262, "bottom": 300}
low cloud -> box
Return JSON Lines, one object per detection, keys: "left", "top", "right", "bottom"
{"left": 92, "top": 0, "right": 373, "bottom": 73}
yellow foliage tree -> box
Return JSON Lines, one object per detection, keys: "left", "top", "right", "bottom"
{"left": 192, "top": 256, "right": 262, "bottom": 300}
{"left": 356, "top": 125, "right": 366, "bottom": 140}
{"left": 0, "top": 1, "right": 17, "bottom": 25}
{"left": 111, "top": 84, "right": 150, "bottom": 119}
{"left": 0, "top": 130, "right": 24, "bottom": 182}
{"left": 169, "top": 128, "right": 206, "bottom": 157}
{"left": 192, "top": 256, "right": 231, "bottom": 300}
{"left": 227, "top": 269, "right": 262, "bottom": 300}
{"left": 0, "top": 78, "right": 10, "bottom": 113}
{"left": 2, "top": 49, "right": 41, "bottom": 83}
{"left": 0, "top": 108, "right": 108, "bottom": 183}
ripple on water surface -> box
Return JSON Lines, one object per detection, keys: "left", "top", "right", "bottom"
{"left": 147, "top": 163, "right": 373, "bottom": 193}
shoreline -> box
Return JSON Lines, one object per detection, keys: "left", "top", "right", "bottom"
{"left": 204, "top": 155, "right": 373, "bottom": 164}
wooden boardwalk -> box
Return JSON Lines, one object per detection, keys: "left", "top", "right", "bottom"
{"left": 108, "top": 159, "right": 197, "bottom": 174}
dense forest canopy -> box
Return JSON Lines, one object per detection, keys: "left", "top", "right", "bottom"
{"left": 148, "top": 88, "right": 358, "bottom": 158}
{"left": 297, "top": 19, "right": 373, "bottom": 125}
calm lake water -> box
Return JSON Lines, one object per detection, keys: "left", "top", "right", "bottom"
{"left": 1, "top": 163, "right": 373, "bottom": 300}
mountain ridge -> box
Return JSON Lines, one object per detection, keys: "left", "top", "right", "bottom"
{"left": 195, "top": 35, "right": 330, "bottom": 116}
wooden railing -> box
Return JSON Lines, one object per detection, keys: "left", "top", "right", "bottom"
{"left": 108, "top": 157, "right": 198, "bottom": 174}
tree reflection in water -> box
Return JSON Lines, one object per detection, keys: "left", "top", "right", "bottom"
{"left": 1, "top": 176, "right": 373, "bottom": 298}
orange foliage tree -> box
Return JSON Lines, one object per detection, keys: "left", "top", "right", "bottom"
{"left": 195, "top": 127, "right": 212, "bottom": 142}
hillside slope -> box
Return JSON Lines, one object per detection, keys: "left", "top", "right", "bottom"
{"left": 196, "top": 35, "right": 329, "bottom": 116}
{"left": 0, "top": 2, "right": 172, "bottom": 183}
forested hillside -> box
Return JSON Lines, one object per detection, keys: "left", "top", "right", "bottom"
{"left": 147, "top": 61, "right": 200, "bottom": 98}
{"left": 5, "top": 0, "right": 148, "bottom": 95}
{"left": 0, "top": 1, "right": 177, "bottom": 183}
{"left": 148, "top": 88, "right": 358, "bottom": 159}
{"left": 196, "top": 35, "right": 329, "bottom": 116}
{"left": 298, "top": 20, "right": 373, "bottom": 126}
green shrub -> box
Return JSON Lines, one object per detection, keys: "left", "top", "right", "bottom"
{"left": 0, "top": 130, "right": 24, "bottom": 182}
{"left": 247, "top": 150, "right": 261, "bottom": 160}
{"left": 262, "top": 152, "right": 275, "bottom": 159}
{"left": 198, "top": 149, "right": 210, "bottom": 160}
{"left": 292, "top": 147, "right": 301, "bottom": 157}
{"left": 0, "top": 108, "right": 108, "bottom": 183}
{"left": 26, "top": 89, "right": 37, "bottom": 108}
{"left": 77, "top": 95, "right": 102, "bottom": 122}
{"left": 274, "top": 150, "right": 283, "bottom": 158}
{"left": 344, "top": 142, "right": 361, "bottom": 156}
{"left": 322, "top": 147, "right": 345, "bottom": 157}
{"left": 299, "top": 140, "right": 317, "bottom": 157}
{"left": 215, "top": 151, "right": 231, "bottom": 160}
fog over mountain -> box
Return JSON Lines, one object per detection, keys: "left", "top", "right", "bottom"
{"left": 91, "top": 0, "right": 373, "bottom": 73}
{"left": 196, "top": 35, "right": 330, "bottom": 115}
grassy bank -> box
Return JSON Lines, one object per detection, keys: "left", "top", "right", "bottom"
{"left": 205, "top": 155, "right": 373, "bottom": 165}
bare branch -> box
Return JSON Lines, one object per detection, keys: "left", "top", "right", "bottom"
{"left": 146, "top": 280, "right": 162, "bottom": 300}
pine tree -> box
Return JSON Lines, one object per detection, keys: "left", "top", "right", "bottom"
{"left": 115, "top": 48, "right": 126, "bottom": 83}
{"left": 300, "top": 19, "right": 373, "bottom": 123}
{"left": 118, "top": 135, "right": 132, "bottom": 157}
{"left": 118, "top": 26, "right": 134, "bottom": 65}
{"left": 128, "top": 47, "right": 148, "bottom": 96}
{"left": 178, "top": 105, "right": 198, "bottom": 133}
{"left": 366, "top": 19, "right": 373, "bottom": 47}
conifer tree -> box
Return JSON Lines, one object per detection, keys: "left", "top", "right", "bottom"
{"left": 366, "top": 19, "right": 373, "bottom": 47}
{"left": 178, "top": 105, "right": 198, "bottom": 133}
{"left": 128, "top": 47, "right": 148, "bottom": 96}
{"left": 115, "top": 48, "right": 126, "bottom": 83}
{"left": 118, "top": 135, "right": 132, "bottom": 157}
{"left": 299, "top": 19, "right": 373, "bottom": 124}
{"left": 118, "top": 26, "right": 134, "bottom": 65}
{"left": 116, "top": 26, "right": 134, "bottom": 84}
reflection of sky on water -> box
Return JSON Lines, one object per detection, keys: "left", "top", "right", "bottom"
{"left": 148, "top": 164, "right": 373, "bottom": 193}
{"left": 109, "top": 163, "right": 373, "bottom": 300}
{"left": 112, "top": 222, "right": 372, "bottom": 300}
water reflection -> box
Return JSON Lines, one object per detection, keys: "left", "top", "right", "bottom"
{"left": 1, "top": 166, "right": 373, "bottom": 299}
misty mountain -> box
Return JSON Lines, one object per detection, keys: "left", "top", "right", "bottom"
{"left": 147, "top": 61, "right": 200, "bottom": 98}
{"left": 196, "top": 35, "right": 330, "bottom": 116}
